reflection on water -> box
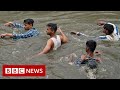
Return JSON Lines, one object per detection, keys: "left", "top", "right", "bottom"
{"left": 0, "top": 11, "right": 120, "bottom": 79}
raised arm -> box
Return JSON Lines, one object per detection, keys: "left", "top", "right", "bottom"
{"left": 57, "top": 27, "right": 68, "bottom": 44}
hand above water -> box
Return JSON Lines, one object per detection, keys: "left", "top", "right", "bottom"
{"left": 57, "top": 27, "right": 62, "bottom": 33}
{"left": 4, "top": 22, "right": 13, "bottom": 27}
{"left": 0, "top": 33, "right": 8, "bottom": 38}
{"left": 95, "top": 50, "right": 103, "bottom": 56}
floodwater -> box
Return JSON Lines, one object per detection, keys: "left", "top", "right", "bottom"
{"left": 0, "top": 11, "right": 120, "bottom": 79}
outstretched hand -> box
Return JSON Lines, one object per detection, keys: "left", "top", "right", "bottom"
{"left": 0, "top": 34, "right": 7, "bottom": 38}
{"left": 97, "top": 20, "right": 106, "bottom": 26}
{"left": 4, "top": 22, "right": 13, "bottom": 27}
{"left": 95, "top": 50, "right": 102, "bottom": 56}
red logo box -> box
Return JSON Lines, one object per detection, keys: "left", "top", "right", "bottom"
{"left": 2, "top": 65, "right": 46, "bottom": 76}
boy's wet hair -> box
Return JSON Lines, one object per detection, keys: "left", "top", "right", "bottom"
{"left": 24, "top": 19, "right": 34, "bottom": 26}
{"left": 86, "top": 40, "right": 97, "bottom": 52}
{"left": 103, "top": 24, "right": 114, "bottom": 35}
{"left": 47, "top": 23, "right": 57, "bottom": 33}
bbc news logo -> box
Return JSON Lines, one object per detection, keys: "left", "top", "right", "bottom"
{"left": 2, "top": 65, "right": 46, "bottom": 76}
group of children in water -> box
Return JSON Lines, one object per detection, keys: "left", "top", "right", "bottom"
{"left": 0, "top": 18, "right": 119, "bottom": 69}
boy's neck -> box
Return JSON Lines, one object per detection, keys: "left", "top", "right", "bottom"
{"left": 50, "top": 33, "right": 56, "bottom": 38}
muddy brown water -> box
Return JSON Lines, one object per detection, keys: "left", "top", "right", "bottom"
{"left": 0, "top": 11, "right": 120, "bottom": 79}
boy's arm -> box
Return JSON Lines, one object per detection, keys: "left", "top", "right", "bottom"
{"left": 4, "top": 22, "right": 24, "bottom": 29}
{"left": 30, "top": 39, "right": 53, "bottom": 59}
{"left": 57, "top": 27, "right": 68, "bottom": 44}
{"left": 13, "top": 30, "right": 39, "bottom": 39}
{"left": 0, "top": 33, "right": 13, "bottom": 38}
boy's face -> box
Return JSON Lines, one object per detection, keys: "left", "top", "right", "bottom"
{"left": 103, "top": 29, "right": 109, "bottom": 35}
{"left": 24, "top": 23, "right": 32, "bottom": 30}
{"left": 46, "top": 26, "right": 54, "bottom": 35}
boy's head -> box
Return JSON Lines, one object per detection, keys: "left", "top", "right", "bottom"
{"left": 103, "top": 24, "right": 114, "bottom": 35}
{"left": 23, "top": 19, "right": 34, "bottom": 30}
{"left": 46, "top": 23, "right": 57, "bottom": 35}
{"left": 97, "top": 20, "right": 106, "bottom": 26}
{"left": 86, "top": 40, "right": 97, "bottom": 53}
